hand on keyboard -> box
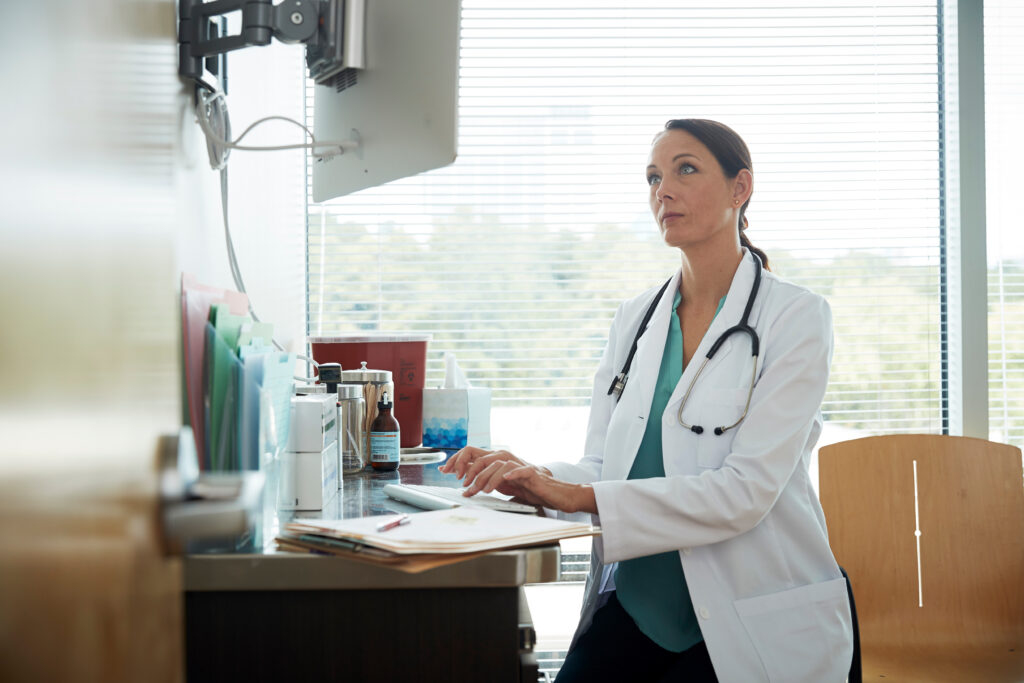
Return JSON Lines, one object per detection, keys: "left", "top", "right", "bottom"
{"left": 439, "top": 446, "right": 550, "bottom": 501}
{"left": 440, "top": 447, "right": 597, "bottom": 515}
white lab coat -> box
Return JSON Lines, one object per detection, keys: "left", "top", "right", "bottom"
{"left": 546, "top": 251, "right": 854, "bottom": 682}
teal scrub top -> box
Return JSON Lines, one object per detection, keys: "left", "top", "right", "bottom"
{"left": 614, "top": 289, "right": 726, "bottom": 653}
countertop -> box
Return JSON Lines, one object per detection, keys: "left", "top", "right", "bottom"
{"left": 184, "top": 459, "right": 562, "bottom": 590}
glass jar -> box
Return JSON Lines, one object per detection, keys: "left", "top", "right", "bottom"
{"left": 337, "top": 384, "right": 366, "bottom": 474}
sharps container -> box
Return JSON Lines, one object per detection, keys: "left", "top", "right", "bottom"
{"left": 310, "top": 333, "right": 431, "bottom": 448}
{"left": 337, "top": 384, "right": 366, "bottom": 474}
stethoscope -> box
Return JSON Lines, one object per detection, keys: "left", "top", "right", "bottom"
{"left": 607, "top": 251, "right": 762, "bottom": 436}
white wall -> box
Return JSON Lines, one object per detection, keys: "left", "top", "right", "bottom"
{"left": 0, "top": 0, "right": 308, "bottom": 476}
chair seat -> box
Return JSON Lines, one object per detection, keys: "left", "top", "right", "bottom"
{"left": 864, "top": 645, "right": 1024, "bottom": 682}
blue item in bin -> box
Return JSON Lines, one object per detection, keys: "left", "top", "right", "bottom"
{"left": 423, "top": 417, "right": 469, "bottom": 449}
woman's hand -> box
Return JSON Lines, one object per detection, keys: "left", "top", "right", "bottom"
{"left": 439, "top": 446, "right": 546, "bottom": 498}
{"left": 502, "top": 467, "right": 597, "bottom": 515}
{"left": 439, "top": 446, "right": 597, "bottom": 514}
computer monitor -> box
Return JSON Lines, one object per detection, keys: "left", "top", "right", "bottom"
{"left": 311, "top": 0, "right": 460, "bottom": 202}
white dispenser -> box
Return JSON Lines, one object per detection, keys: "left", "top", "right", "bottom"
{"left": 279, "top": 392, "right": 339, "bottom": 511}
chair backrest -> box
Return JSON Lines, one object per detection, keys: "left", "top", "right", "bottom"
{"left": 819, "top": 434, "right": 1024, "bottom": 652}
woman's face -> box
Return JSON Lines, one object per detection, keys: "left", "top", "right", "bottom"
{"left": 646, "top": 129, "right": 749, "bottom": 250}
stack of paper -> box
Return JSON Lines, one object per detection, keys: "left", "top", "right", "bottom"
{"left": 181, "top": 274, "right": 295, "bottom": 471}
{"left": 277, "top": 508, "right": 600, "bottom": 572}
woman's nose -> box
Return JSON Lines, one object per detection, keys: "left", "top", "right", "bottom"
{"left": 655, "top": 181, "right": 675, "bottom": 202}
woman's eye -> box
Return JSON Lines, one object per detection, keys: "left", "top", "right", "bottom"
{"left": 679, "top": 163, "right": 696, "bottom": 175}
{"left": 646, "top": 174, "right": 661, "bottom": 186}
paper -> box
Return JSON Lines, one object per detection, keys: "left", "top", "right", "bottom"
{"left": 181, "top": 274, "right": 249, "bottom": 467}
{"left": 205, "top": 322, "right": 243, "bottom": 471}
{"left": 235, "top": 341, "right": 295, "bottom": 471}
{"left": 237, "top": 340, "right": 268, "bottom": 471}
{"left": 443, "top": 351, "right": 470, "bottom": 388}
{"left": 283, "top": 507, "right": 599, "bottom": 555}
{"left": 260, "top": 350, "right": 295, "bottom": 459}
{"left": 236, "top": 321, "right": 274, "bottom": 350}
{"left": 273, "top": 536, "right": 496, "bottom": 574}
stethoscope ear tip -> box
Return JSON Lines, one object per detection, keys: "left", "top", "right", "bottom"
{"left": 691, "top": 425, "right": 704, "bottom": 435}
{"left": 713, "top": 427, "right": 724, "bottom": 436}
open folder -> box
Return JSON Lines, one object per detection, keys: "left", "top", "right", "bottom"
{"left": 277, "top": 507, "right": 600, "bottom": 572}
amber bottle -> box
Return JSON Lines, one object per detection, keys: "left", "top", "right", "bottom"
{"left": 369, "top": 391, "right": 401, "bottom": 471}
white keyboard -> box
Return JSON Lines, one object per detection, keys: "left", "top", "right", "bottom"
{"left": 383, "top": 484, "right": 538, "bottom": 514}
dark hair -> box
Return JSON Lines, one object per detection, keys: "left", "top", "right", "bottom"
{"left": 662, "top": 119, "right": 770, "bottom": 270}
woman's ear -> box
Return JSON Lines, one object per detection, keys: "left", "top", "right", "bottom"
{"left": 732, "top": 168, "right": 753, "bottom": 205}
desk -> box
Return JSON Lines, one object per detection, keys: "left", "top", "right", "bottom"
{"left": 184, "top": 463, "right": 560, "bottom": 682}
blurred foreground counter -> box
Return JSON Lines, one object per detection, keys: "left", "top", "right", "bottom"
{"left": 184, "top": 464, "right": 559, "bottom": 683}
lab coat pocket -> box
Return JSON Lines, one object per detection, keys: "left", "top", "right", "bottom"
{"left": 695, "top": 388, "right": 749, "bottom": 468}
{"left": 734, "top": 577, "right": 852, "bottom": 682}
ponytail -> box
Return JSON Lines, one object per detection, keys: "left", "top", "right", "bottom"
{"left": 738, "top": 211, "right": 770, "bottom": 271}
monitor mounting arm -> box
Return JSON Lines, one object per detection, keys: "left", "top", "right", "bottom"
{"left": 178, "top": 0, "right": 361, "bottom": 89}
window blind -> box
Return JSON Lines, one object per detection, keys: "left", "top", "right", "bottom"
{"left": 306, "top": 0, "right": 942, "bottom": 435}
{"left": 986, "top": 0, "right": 1024, "bottom": 449}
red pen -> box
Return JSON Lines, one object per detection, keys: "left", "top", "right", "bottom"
{"left": 376, "top": 514, "right": 411, "bottom": 532}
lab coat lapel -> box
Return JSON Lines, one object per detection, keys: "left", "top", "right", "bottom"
{"left": 665, "top": 250, "right": 757, "bottom": 412}
{"left": 607, "top": 270, "right": 681, "bottom": 482}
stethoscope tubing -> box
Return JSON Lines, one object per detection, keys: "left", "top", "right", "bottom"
{"left": 610, "top": 251, "right": 763, "bottom": 436}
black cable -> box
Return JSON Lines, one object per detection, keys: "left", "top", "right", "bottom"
{"left": 188, "top": 75, "right": 218, "bottom": 95}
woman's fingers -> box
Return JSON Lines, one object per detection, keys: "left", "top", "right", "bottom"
{"left": 439, "top": 448, "right": 577, "bottom": 509}
{"left": 495, "top": 477, "right": 545, "bottom": 505}
{"left": 439, "top": 446, "right": 487, "bottom": 478}
{"left": 460, "top": 449, "right": 521, "bottom": 487}
{"left": 439, "top": 447, "right": 538, "bottom": 496}
{"left": 464, "top": 459, "right": 519, "bottom": 496}
{"left": 500, "top": 467, "right": 553, "bottom": 504}
{"left": 436, "top": 448, "right": 461, "bottom": 474}
{"left": 502, "top": 466, "right": 541, "bottom": 488}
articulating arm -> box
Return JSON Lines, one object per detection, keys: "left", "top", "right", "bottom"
{"left": 178, "top": 0, "right": 330, "bottom": 84}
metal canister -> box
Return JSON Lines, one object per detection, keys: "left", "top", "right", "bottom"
{"left": 339, "top": 362, "right": 394, "bottom": 463}
{"left": 337, "top": 384, "right": 366, "bottom": 474}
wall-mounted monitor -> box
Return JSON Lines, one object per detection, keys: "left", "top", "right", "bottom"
{"left": 311, "top": 0, "right": 460, "bottom": 202}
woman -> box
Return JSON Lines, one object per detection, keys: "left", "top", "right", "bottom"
{"left": 440, "top": 119, "right": 853, "bottom": 682}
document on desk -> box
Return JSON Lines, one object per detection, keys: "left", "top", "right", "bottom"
{"left": 282, "top": 507, "right": 599, "bottom": 556}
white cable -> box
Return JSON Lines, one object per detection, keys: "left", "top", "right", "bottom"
{"left": 200, "top": 87, "right": 323, "bottom": 381}
{"left": 195, "top": 89, "right": 357, "bottom": 160}
{"left": 292, "top": 355, "right": 321, "bottom": 383}
{"left": 200, "top": 90, "right": 231, "bottom": 170}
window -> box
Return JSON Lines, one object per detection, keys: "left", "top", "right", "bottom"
{"left": 306, "top": 1, "right": 943, "bottom": 457}
{"left": 986, "top": 0, "right": 1024, "bottom": 449}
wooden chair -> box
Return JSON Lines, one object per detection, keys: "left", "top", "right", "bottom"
{"left": 818, "top": 434, "right": 1024, "bottom": 682}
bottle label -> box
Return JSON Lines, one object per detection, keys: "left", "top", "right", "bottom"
{"left": 369, "top": 431, "right": 401, "bottom": 463}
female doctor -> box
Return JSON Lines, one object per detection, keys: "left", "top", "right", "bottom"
{"left": 440, "top": 119, "right": 853, "bottom": 682}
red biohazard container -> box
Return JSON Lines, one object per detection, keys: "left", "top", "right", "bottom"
{"left": 309, "top": 334, "right": 431, "bottom": 448}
